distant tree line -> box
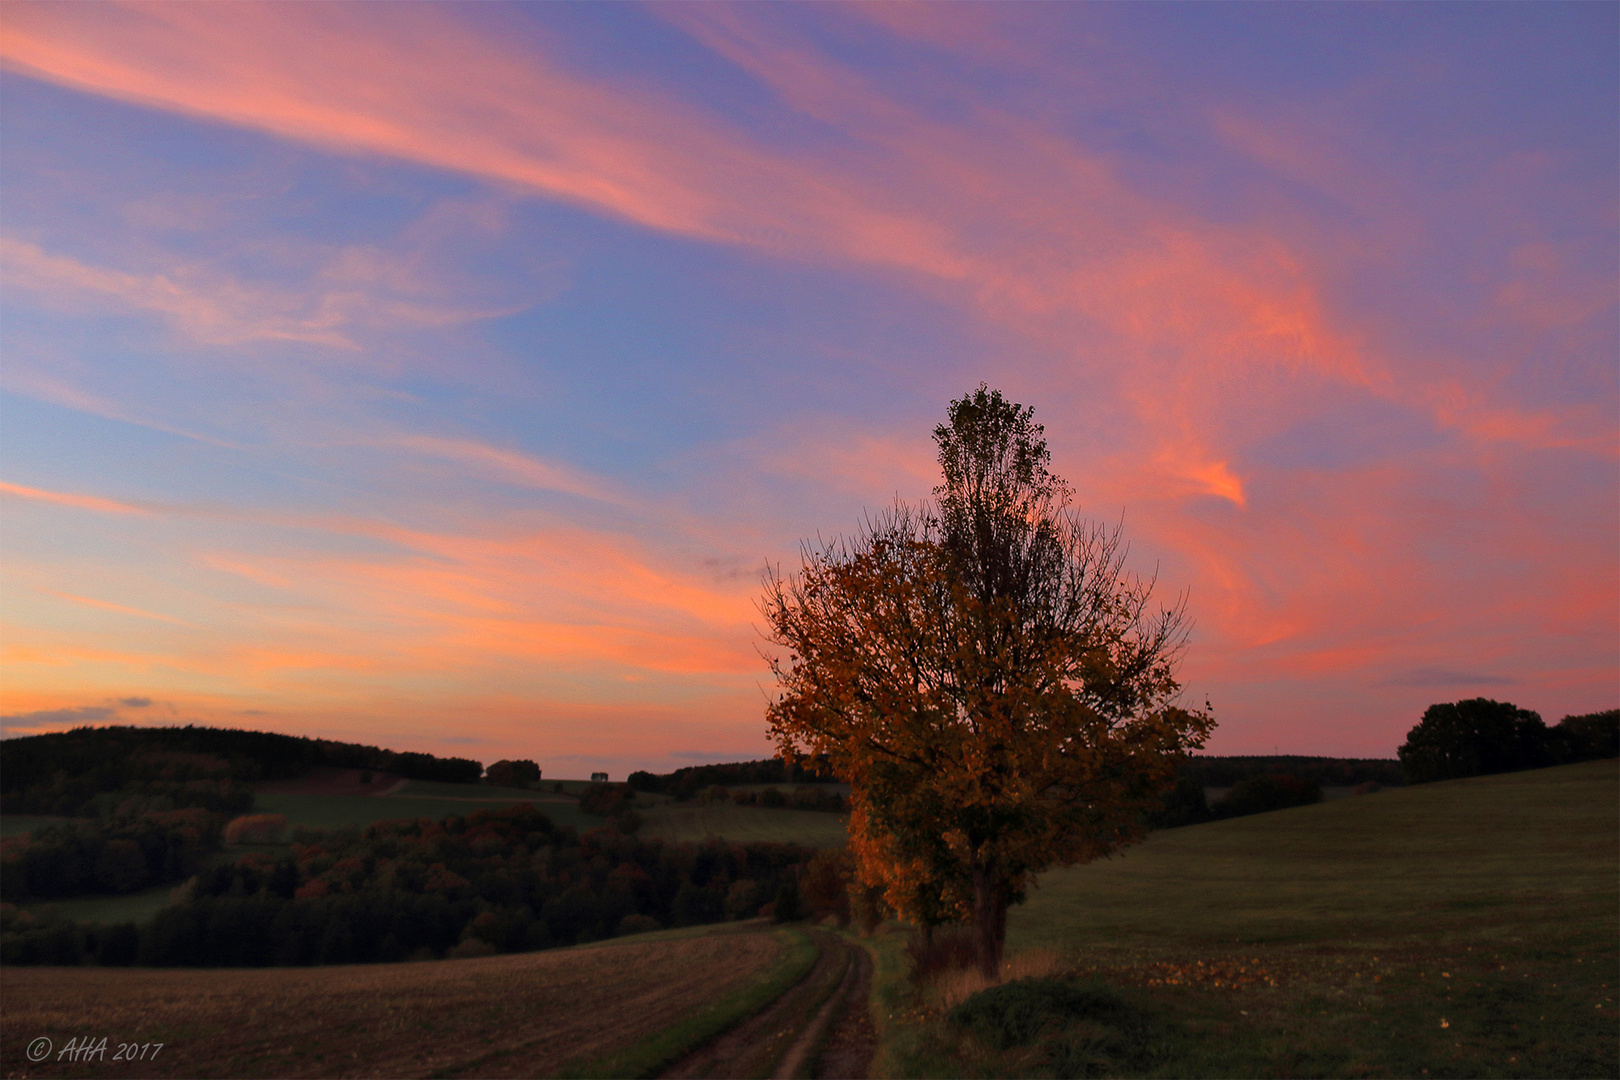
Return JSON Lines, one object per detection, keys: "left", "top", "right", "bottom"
{"left": 1146, "top": 773, "right": 1327, "bottom": 830}
{"left": 625, "top": 756, "right": 840, "bottom": 799}
{"left": 1, "top": 809, "right": 223, "bottom": 901}
{"left": 1175, "top": 756, "right": 1403, "bottom": 789}
{"left": 0, "top": 804, "right": 819, "bottom": 968}
{"left": 1398, "top": 702, "right": 1617, "bottom": 784}
{"left": 1, "top": 725, "right": 483, "bottom": 817}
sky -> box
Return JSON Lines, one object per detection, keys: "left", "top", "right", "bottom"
{"left": 0, "top": 2, "right": 1614, "bottom": 777}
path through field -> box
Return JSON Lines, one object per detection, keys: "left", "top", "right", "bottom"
{"left": 660, "top": 927, "right": 874, "bottom": 1080}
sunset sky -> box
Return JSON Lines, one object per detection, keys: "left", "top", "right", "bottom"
{"left": 1, "top": 2, "right": 1614, "bottom": 777}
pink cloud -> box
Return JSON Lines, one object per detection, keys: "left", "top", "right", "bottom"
{"left": 1, "top": 2, "right": 1609, "bottom": 757}
{"left": 0, "top": 479, "right": 150, "bottom": 515}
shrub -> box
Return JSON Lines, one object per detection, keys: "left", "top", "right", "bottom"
{"left": 224, "top": 813, "right": 288, "bottom": 844}
{"left": 759, "top": 787, "right": 786, "bottom": 808}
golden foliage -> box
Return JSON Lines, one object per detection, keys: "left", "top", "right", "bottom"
{"left": 760, "top": 387, "right": 1214, "bottom": 971}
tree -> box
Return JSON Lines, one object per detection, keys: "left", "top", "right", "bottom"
{"left": 485, "top": 759, "right": 541, "bottom": 788}
{"left": 761, "top": 386, "right": 1213, "bottom": 977}
{"left": 1398, "top": 698, "right": 1549, "bottom": 784}
{"left": 1548, "top": 709, "right": 1620, "bottom": 764}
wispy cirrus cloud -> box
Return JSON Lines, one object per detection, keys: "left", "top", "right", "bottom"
{"left": 0, "top": 479, "right": 150, "bottom": 515}
{"left": 0, "top": 2, "right": 1610, "bottom": 760}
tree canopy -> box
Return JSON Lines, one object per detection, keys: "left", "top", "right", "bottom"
{"left": 1398, "top": 700, "right": 1618, "bottom": 784}
{"left": 761, "top": 386, "right": 1213, "bottom": 976}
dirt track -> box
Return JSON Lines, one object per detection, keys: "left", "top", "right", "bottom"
{"left": 660, "top": 928, "right": 874, "bottom": 1080}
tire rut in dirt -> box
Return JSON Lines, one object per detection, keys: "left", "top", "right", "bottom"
{"left": 803, "top": 941, "right": 875, "bottom": 1080}
{"left": 659, "top": 929, "right": 872, "bottom": 1080}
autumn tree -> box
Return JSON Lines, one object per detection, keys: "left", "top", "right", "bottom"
{"left": 761, "top": 386, "right": 1213, "bottom": 977}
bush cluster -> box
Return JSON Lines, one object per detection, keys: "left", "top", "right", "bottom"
{"left": 1, "top": 804, "right": 818, "bottom": 968}
{"left": 0, "top": 809, "right": 222, "bottom": 900}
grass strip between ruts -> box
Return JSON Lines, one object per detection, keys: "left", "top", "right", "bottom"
{"left": 556, "top": 926, "right": 821, "bottom": 1079}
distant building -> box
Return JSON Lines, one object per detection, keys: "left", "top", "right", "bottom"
{"left": 590, "top": 771, "right": 609, "bottom": 782}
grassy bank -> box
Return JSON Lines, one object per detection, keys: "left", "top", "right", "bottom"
{"left": 869, "top": 760, "right": 1618, "bottom": 1078}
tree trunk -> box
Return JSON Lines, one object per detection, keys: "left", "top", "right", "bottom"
{"left": 972, "top": 866, "right": 1003, "bottom": 981}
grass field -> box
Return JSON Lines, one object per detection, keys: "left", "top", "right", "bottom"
{"left": 0, "top": 923, "right": 802, "bottom": 1079}
{"left": 251, "top": 790, "right": 603, "bottom": 834}
{"left": 638, "top": 802, "right": 849, "bottom": 848}
{"left": 867, "top": 759, "right": 1619, "bottom": 1079}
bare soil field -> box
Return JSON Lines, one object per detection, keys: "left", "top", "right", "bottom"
{"left": 252, "top": 768, "right": 406, "bottom": 798}
{"left": 1, "top": 928, "right": 788, "bottom": 1079}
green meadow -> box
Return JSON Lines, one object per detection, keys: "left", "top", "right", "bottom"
{"left": 638, "top": 801, "right": 850, "bottom": 848}
{"left": 868, "top": 760, "right": 1619, "bottom": 1078}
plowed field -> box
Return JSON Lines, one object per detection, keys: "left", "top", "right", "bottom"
{"left": 1, "top": 928, "right": 789, "bottom": 1079}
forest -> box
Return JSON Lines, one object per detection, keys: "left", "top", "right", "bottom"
{"left": 2, "top": 803, "right": 824, "bottom": 968}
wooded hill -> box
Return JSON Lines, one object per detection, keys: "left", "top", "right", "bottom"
{"left": 0, "top": 725, "right": 483, "bottom": 817}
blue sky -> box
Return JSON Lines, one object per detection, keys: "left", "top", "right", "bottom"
{"left": 1, "top": 2, "right": 1614, "bottom": 775}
